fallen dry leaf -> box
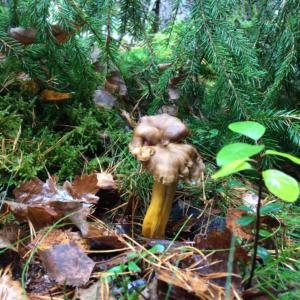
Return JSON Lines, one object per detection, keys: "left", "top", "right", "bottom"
{"left": 85, "top": 224, "right": 125, "bottom": 249}
{"left": 51, "top": 25, "right": 70, "bottom": 44}
{"left": 21, "top": 80, "right": 39, "bottom": 94}
{"left": 16, "top": 73, "right": 39, "bottom": 94}
{"left": 167, "top": 87, "right": 180, "bottom": 101}
{"left": 157, "top": 62, "right": 172, "bottom": 70}
{"left": 167, "top": 217, "right": 198, "bottom": 235}
{"left": 167, "top": 76, "right": 183, "bottom": 101}
{"left": 0, "top": 268, "right": 25, "bottom": 300}
{"left": 41, "top": 89, "right": 72, "bottom": 101}
{"left": 158, "top": 104, "right": 178, "bottom": 116}
{"left": 155, "top": 267, "right": 224, "bottom": 300}
{"left": 74, "top": 282, "right": 104, "bottom": 300}
{"left": 23, "top": 257, "right": 55, "bottom": 295}
{"left": 0, "top": 223, "right": 19, "bottom": 250}
{"left": 39, "top": 241, "right": 95, "bottom": 286}
{"left": 226, "top": 209, "right": 280, "bottom": 241}
{"left": 242, "top": 287, "right": 278, "bottom": 299}
{"left": 95, "top": 173, "right": 116, "bottom": 190}
{"left": 226, "top": 208, "right": 254, "bottom": 240}
{"left": 69, "top": 173, "right": 115, "bottom": 197}
{"left": 95, "top": 251, "right": 132, "bottom": 270}
{"left": 29, "top": 229, "right": 90, "bottom": 252}
{"left": 194, "top": 229, "right": 248, "bottom": 296}
{"left": 51, "top": 23, "right": 80, "bottom": 45}
{"left": 5, "top": 173, "right": 111, "bottom": 231}
{"left": 9, "top": 27, "right": 37, "bottom": 45}
{"left": 16, "top": 72, "right": 31, "bottom": 81}
{"left": 105, "top": 71, "right": 127, "bottom": 97}
{"left": 93, "top": 89, "right": 116, "bottom": 108}
{"left": 195, "top": 229, "right": 247, "bottom": 258}
{"left": 9, "top": 177, "right": 89, "bottom": 230}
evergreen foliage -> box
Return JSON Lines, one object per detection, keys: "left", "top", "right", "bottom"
{"left": 0, "top": 0, "right": 299, "bottom": 183}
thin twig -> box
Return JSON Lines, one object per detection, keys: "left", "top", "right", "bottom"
{"left": 245, "top": 174, "right": 263, "bottom": 288}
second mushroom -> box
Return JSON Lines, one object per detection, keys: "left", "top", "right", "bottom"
{"left": 129, "top": 114, "right": 204, "bottom": 238}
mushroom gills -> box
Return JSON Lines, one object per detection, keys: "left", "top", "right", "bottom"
{"left": 142, "top": 180, "right": 177, "bottom": 238}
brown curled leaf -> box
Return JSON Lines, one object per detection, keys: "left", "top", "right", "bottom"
{"left": 39, "top": 241, "right": 95, "bottom": 286}
{"left": 9, "top": 27, "right": 37, "bottom": 45}
{"left": 51, "top": 23, "right": 81, "bottom": 44}
{"left": 105, "top": 70, "right": 127, "bottom": 97}
{"left": 155, "top": 267, "right": 224, "bottom": 299}
{"left": 41, "top": 89, "right": 72, "bottom": 101}
{"left": 167, "top": 76, "right": 183, "bottom": 101}
{"left": 157, "top": 62, "right": 172, "bottom": 70}
{"left": 7, "top": 175, "right": 100, "bottom": 231}
{"left": 84, "top": 224, "right": 125, "bottom": 249}
{"left": 226, "top": 208, "right": 254, "bottom": 240}
{"left": 158, "top": 104, "right": 178, "bottom": 116}
{"left": 93, "top": 89, "right": 116, "bottom": 108}
{"left": 75, "top": 282, "right": 106, "bottom": 300}
{"left": 0, "top": 223, "right": 19, "bottom": 250}
{"left": 194, "top": 229, "right": 248, "bottom": 296}
{"left": 29, "top": 228, "right": 90, "bottom": 252}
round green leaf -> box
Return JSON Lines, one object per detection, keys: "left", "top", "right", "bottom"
{"left": 260, "top": 202, "right": 284, "bottom": 215}
{"left": 262, "top": 169, "right": 299, "bottom": 202}
{"left": 212, "top": 159, "right": 253, "bottom": 179}
{"left": 237, "top": 215, "right": 255, "bottom": 226}
{"left": 128, "top": 261, "right": 141, "bottom": 272}
{"left": 228, "top": 121, "right": 266, "bottom": 141}
{"left": 149, "top": 244, "right": 165, "bottom": 254}
{"left": 258, "top": 229, "right": 272, "bottom": 238}
{"left": 257, "top": 246, "right": 272, "bottom": 263}
{"left": 265, "top": 150, "right": 300, "bottom": 165}
{"left": 216, "top": 143, "right": 265, "bottom": 166}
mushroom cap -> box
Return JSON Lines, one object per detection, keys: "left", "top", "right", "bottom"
{"left": 133, "top": 143, "right": 204, "bottom": 185}
{"left": 129, "top": 114, "right": 189, "bottom": 149}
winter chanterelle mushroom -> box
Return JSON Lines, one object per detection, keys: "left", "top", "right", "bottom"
{"left": 129, "top": 114, "right": 204, "bottom": 238}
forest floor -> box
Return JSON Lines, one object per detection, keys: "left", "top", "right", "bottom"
{"left": 1, "top": 113, "right": 299, "bottom": 300}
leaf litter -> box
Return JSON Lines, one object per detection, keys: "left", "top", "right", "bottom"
{"left": 0, "top": 171, "right": 280, "bottom": 299}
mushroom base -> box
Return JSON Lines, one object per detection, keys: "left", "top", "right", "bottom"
{"left": 142, "top": 180, "right": 177, "bottom": 238}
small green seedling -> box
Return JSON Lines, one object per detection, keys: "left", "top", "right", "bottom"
{"left": 212, "top": 121, "right": 300, "bottom": 288}
{"left": 212, "top": 121, "right": 299, "bottom": 202}
{"left": 103, "top": 244, "right": 165, "bottom": 299}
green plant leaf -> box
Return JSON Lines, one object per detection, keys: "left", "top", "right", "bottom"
{"left": 212, "top": 160, "right": 253, "bottom": 179}
{"left": 237, "top": 205, "right": 255, "bottom": 213}
{"left": 258, "top": 229, "right": 272, "bottom": 238}
{"left": 216, "top": 143, "right": 265, "bottom": 166}
{"left": 236, "top": 215, "right": 255, "bottom": 226}
{"left": 262, "top": 169, "right": 299, "bottom": 202}
{"left": 149, "top": 244, "right": 165, "bottom": 254}
{"left": 265, "top": 150, "right": 300, "bottom": 165}
{"left": 127, "top": 251, "right": 138, "bottom": 260}
{"left": 260, "top": 202, "right": 284, "bottom": 215}
{"left": 128, "top": 261, "right": 141, "bottom": 272}
{"left": 257, "top": 246, "right": 272, "bottom": 263}
{"left": 228, "top": 121, "right": 266, "bottom": 141}
{"left": 109, "top": 265, "right": 125, "bottom": 274}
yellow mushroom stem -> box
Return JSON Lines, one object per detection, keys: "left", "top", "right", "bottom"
{"left": 142, "top": 180, "right": 178, "bottom": 238}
